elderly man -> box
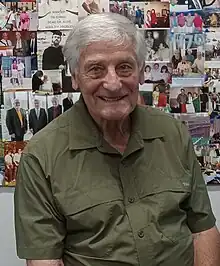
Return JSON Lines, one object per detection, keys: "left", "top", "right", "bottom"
{"left": 14, "top": 13, "right": 220, "bottom": 266}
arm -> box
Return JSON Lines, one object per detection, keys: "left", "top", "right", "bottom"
{"left": 27, "top": 259, "right": 64, "bottom": 266}
{"left": 193, "top": 226, "right": 220, "bottom": 266}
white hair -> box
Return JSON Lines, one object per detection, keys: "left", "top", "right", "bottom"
{"left": 63, "top": 12, "right": 146, "bottom": 74}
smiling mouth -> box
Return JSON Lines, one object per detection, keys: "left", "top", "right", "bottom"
{"left": 98, "top": 96, "right": 126, "bottom": 102}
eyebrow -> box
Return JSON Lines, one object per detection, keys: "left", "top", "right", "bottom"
{"left": 85, "top": 57, "right": 136, "bottom": 67}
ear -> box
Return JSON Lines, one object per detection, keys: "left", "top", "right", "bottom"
{"left": 139, "top": 64, "right": 145, "bottom": 85}
{"left": 71, "top": 72, "right": 79, "bottom": 91}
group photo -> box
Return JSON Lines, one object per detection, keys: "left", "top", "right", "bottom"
{"left": 0, "top": 1, "right": 37, "bottom": 31}
{"left": 144, "top": 1, "right": 169, "bottom": 29}
{"left": 172, "top": 32, "right": 205, "bottom": 51}
{"left": 3, "top": 140, "right": 27, "bottom": 187}
{"left": 170, "top": 10, "right": 204, "bottom": 33}
{"left": 143, "top": 29, "right": 170, "bottom": 62}
{"left": 37, "top": 30, "right": 68, "bottom": 70}
{"left": 37, "top": 0, "right": 78, "bottom": 30}
{"left": 171, "top": 49, "right": 205, "bottom": 79}
{"left": 1, "top": 56, "right": 33, "bottom": 91}
{"left": 169, "top": 86, "right": 208, "bottom": 113}
{"left": 1, "top": 90, "right": 80, "bottom": 142}
{"left": 0, "top": 31, "right": 37, "bottom": 58}
{"left": 144, "top": 62, "right": 172, "bottom": 84}
{"left": 110, "top": 1, "right": 145, "bottom": 28}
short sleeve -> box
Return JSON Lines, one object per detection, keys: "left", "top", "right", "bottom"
{"left": 181, "top": 124, "right": 216, "bottom": 233}
{"left": 14, "top": 153, "right": 66, "bottom": 259}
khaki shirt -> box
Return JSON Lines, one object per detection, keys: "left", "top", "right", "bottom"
{"left": 14, "top": 96, "right": 216, "bottom": 266}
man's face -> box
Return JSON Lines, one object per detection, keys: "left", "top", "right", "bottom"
{"left": 181, "top": 89, "right": 185, "bottom": 94}
{"left": 31, "top": 32, "right": 36, "bottom": 39}
{"left": 14, "top": 101, "right": 20, "bottom": 109}
{"left": 73, "top": 41, "right": 142, "bottom": 121}
{"left": 2, "top": 33, "right": 8, "bottom": 40}
{"left": 34, "top": 100, "right": 39, "bottom": 108}
{"left": 52, "top": 34, "right": 61, "bottom": 46}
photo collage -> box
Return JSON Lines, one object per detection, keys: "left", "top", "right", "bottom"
{"left": 0, "top": 0, "right": 219, "bottom": 186}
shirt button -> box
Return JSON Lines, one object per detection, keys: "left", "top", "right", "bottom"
{"left": 138, "top": 230, "right": 144, "bottom": 238}
{"left": 128, "top": 197, "right": 135, "bottom": 203}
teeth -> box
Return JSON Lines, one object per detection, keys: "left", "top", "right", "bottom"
{"left": 102, "top": 97, "right": 123, "bottom": 101}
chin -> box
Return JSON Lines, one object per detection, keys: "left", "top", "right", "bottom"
{"left": 99, "top": 109, "right": 131, "bottom": 121}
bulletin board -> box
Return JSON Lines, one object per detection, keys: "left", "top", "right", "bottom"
{"left": 0, "top": 0, "right": 219, "bottom": 187}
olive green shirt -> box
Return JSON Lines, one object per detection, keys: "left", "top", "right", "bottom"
{"left": 14, "top": 96, "right": 216, "bottom": 266}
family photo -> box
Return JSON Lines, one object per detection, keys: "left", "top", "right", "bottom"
{"left": 2, "top": 56, "right": 33, "bottom": 91}
{"left": 169, "top": 87, "right": 208, "bottom": 113}
{"left": 143, "top": 29, "right": 170, "bottom": 62}
{"left": 144, "top": 63, "right": 172, "bottom": 84}
{"left": 144, "top": 1, "right": 169, "bottom": 29}
{"left": 110, "top": 1, "right": 145, "bottom": 28}
{"left": 170, "top": 11, "right": 204, "bottom": 33}
{"left": 0, "top": 1, "right": 37, "bottom": 31}
{"left": 37, "top": 30, "right": 69, "bottom": 70}
{"left": 37, "top": 0, "right": 78, "bottom": 30}
{"left": 3, "top": 140, "right": 27, "bottom": 187}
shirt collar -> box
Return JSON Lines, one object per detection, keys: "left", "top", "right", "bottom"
{"left": 68, "top": 95, "right": 165, "bottom": 150}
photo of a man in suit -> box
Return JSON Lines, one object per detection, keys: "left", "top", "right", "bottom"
{"left": 5, "top": 98, "right": 27, "bottom": 141}
{"left": 29, "top": 99, "right": 47, "bottom": 135}
{"left": 63, "top": 93, "right": 73, "bottom": 112}
{"left": 47, "top": 97, "right": 62, "bottom": 123}
{"left": 12, "top": 32, "right": 27, "bottom": 56}
{"left": 42, "top": 30, "right": 65, "bottom": 70}
{"left": 27, "top": 32, "right": 37, "bottom": 56}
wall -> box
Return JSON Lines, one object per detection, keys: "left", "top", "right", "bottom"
{"left": 0, "top": 187, "right": 219, "bottom": 266}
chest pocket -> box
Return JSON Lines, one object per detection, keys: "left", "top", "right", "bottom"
{"left": 56, "top": 184, "right": 125, "bottom": 258}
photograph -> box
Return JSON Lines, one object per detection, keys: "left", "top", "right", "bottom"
{"left": 144, "top": 1, "right": 169, "bottom": 29}
{"left": 171, "top": 32, "right": 205, "bottom": 51}
{"left": 204, "top": 68, "right": 220, "bottom": 103}
{"left": 172, "top": 112, "right": 211, "bottom": 139}
{"left": 142, "top": 29, "right": 170, "bottom": 62}
{"left": 203, "top": 9, "right": 220, "bottom": 32}
{"left": 37, "top": 0, "right": 78, "bottom": 30}
{"left": 109, "top": 1, "right": 145, "bottom": 28}
{"left": 139, "top": 83, "right": 171, "bottom": 112}
{"left": 171, "top": 48, "right": 205, "bottom": 80}
{"left": 0, "top": 1, "right": 37, "bottom": 31}
{"left": 205, "top": 32, "right": 220, "bottom": 64}
{"left": 78, "top": 0, "right": 109, "bottom": 21}
{"left": 144, "top": 62, "right": 172, "bottom": 84}
{"left": 188, "top": 0, "right": 220, "bottom": 10}
{"left": 169, "top": 86, "right": 209, "bottom": 114}
{"left": 0, "top": 141, "right": 4, "bottom": 187}
{"left": 0, "top": 31, "right": 37, "bottom": 58}
{"left": 1, "top": 56, "right": 33, "bottom": 91}
{"left": 3, "top": 140, "right": 27, "bottom": 187}
{"left": 61, "top": 92, "right": 80, "bottom": 112}
{"left": 32, "top": 69, "right": 62, "bottom": 94}
{"left": 37, "top": 30, "right": 70, "bottom": 70}
{"left": 1, "top": 91, "right": 65, "bottom": 142}
{"left": 170, "top": 11, "right": 204, "bottom": 33}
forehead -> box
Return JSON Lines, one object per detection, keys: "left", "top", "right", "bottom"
{"left": 80, "top": 41, "right": 137, "bottom": 66}
{"left": 53, "top": 34, "right": 61, "bottom": 38}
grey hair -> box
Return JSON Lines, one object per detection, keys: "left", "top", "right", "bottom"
{"left": 63, "top": 12, "right": 146, "bottom": 74}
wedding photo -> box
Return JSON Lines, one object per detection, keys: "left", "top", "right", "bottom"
{"left": 0, "top": 1, "right": 37, "bottom": 31}
{"left": 109, "top": 1, "right": 145, "bottom": 28}
{"left": 37, "top": 30, "right": 69, "bottom": 70}
{"left": 78, "top": 0, "right": 109, "bottom": 21}
{"left": 142, "top": 29, "right": 170, "bottom": 62}
{"left": 2, "top": 56, "right": 32, "bottom": 91}
{"left": 3, "top": 140, "right": 27, "bottom": 187}
{"left": 144, "top": 1, "right": 169, "bottom": 29}
{"left": 170, "top": 10, "right": 204, "bottom": 33}
{"left": 37, "top": 0, "right": 78, "bottom": 30}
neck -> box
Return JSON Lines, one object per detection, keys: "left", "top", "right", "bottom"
{"left": 93, "top": 115, "right": 131, "bottom": 151}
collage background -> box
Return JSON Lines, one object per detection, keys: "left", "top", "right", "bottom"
{"left": 0, "top": 0, "right": 219, "bottom": 186}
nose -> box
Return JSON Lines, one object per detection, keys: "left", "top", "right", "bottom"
{"left": 103, "top": 67, "right": 122, "bottom": 91}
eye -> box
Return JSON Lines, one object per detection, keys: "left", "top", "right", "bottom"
{"left": 118, "top": 64, "right": 132, "bottom": 70}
